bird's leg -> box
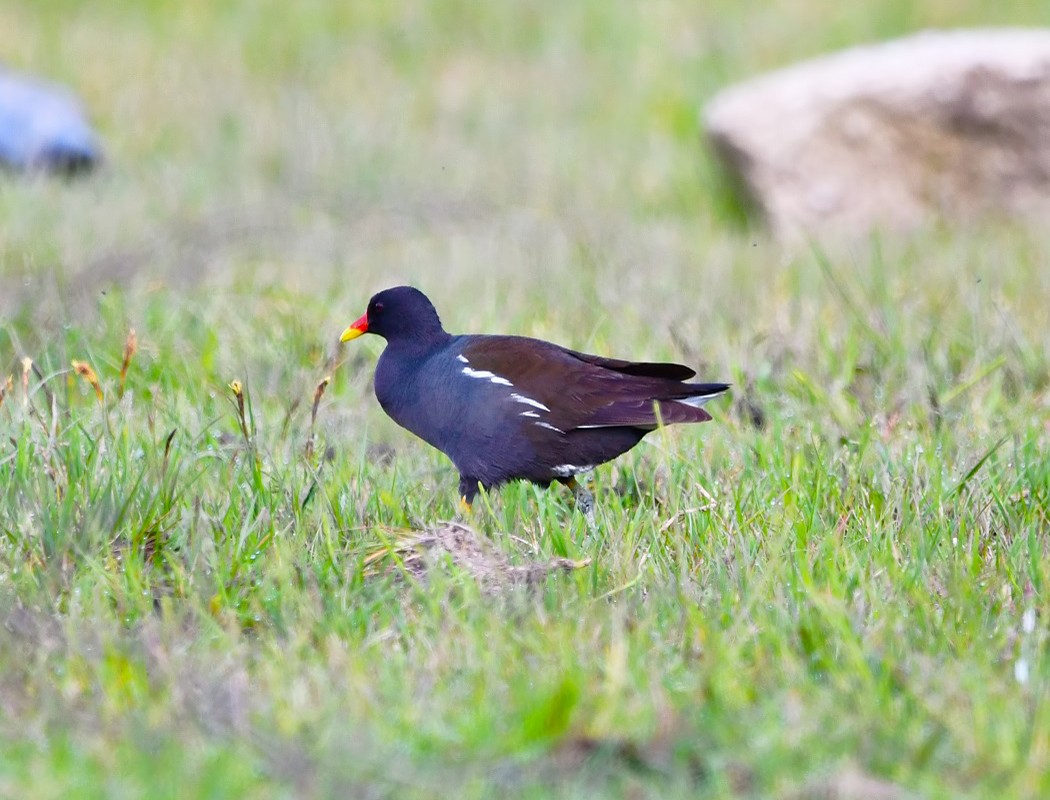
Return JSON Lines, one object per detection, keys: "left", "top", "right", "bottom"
{"left": 564, "top": 476, "right": 598, "bottom": 534}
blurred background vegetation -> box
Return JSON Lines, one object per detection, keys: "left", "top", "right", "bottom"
{"left": 3, "top": 1, "right": 1049, "bottom": 304}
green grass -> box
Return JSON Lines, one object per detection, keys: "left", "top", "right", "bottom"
{"left": 2, "top": 1, "right": 1050, "bottom": 797}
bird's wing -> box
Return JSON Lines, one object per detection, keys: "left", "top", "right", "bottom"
{"left": 458, "top": 335, "right": 719, "bottom": 431}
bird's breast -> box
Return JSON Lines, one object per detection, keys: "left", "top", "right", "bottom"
{"left": 374, "top": 350, "right": 538, "bottom": 474}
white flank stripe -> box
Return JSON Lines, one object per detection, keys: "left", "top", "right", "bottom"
{"left": 534, "top": 421, "right": 565, "bottom": 434}
{"left": 520, "top": 411, "right": 540, "bottom": 418}
{"left": 462, "top": 367, "right": 513, "bottom": 386}
{"left": 510, "top": 393, "right": 550, "bottom": 412}
{"left": 456, "top": 354, "right": 469, "bottom": 363}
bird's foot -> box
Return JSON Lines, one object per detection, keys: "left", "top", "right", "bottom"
{"left": 456, "top": 495, "right": 473, "bottom": 521}
{"left": 457, "top": 477, "right": 483, "bottom": 522}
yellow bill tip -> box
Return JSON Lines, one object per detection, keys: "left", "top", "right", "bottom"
{"left": 340, "top": 326, "right": 364, "bottom": 343}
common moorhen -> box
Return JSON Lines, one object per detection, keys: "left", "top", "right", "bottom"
{"left": 340, "top": 286, "right": 728, "bottom": 526}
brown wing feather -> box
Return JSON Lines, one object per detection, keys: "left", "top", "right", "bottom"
{"left": 565, "top": 350, "right": 696, "bottom": 380}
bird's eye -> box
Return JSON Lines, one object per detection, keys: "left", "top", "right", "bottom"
{"left": 372, "top": 301, "right": 385, "bottom": 314}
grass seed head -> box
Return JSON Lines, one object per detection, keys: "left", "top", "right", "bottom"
{"left": 305, "top": 375, "right": 332, "bottom": 459}
{"left": 311, "top": 375, "right": 331, "bottom": 427}
{"left": 71, "top": 360, "right": 104, "bottom": 402}
{"left": 119, "top": 328, "right": 138, "bottom": 397}
{"left": 229, "top": 380, "right": 250, "bottom": 444}
{"left": 229, "top": 380, "right": 245, "bottom": 418}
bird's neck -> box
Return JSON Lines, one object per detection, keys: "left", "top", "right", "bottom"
{"left": 384, "top": 330, "right": 452, "bottom": 359}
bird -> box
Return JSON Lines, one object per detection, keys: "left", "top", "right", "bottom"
{"left": 340, "top": 286, "right": 728, "bottom": 528}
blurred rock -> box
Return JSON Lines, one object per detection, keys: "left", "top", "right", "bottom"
{"left": 704, "top": 29, "right": 1050, "bottom": 239}
{"left": 0, "top": 68, "right": 100, "bottom": 174}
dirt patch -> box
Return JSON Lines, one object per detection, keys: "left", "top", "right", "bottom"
{"left": 364, "top": 522, "right": 589, "bottom": 593}
{"left": 786, "top": 765, "right": 914, "bottom": 800}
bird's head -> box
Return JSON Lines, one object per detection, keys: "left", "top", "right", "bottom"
{"left": 340, "top": 286, "right": 446, "bottom": 345}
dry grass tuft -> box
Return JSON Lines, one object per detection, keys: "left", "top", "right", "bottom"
{"left": 786, "top": 765, "right": 915, "bottom": 800}
{"left": 364, "top": 522, "right": 590, "bottom": 593}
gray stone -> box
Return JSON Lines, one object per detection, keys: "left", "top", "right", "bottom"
{"left": 0, "top": 68, "right": 100, "bottom": 174}
{"left": 703, "top": 29, "right": 1050, "bottom": 238}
